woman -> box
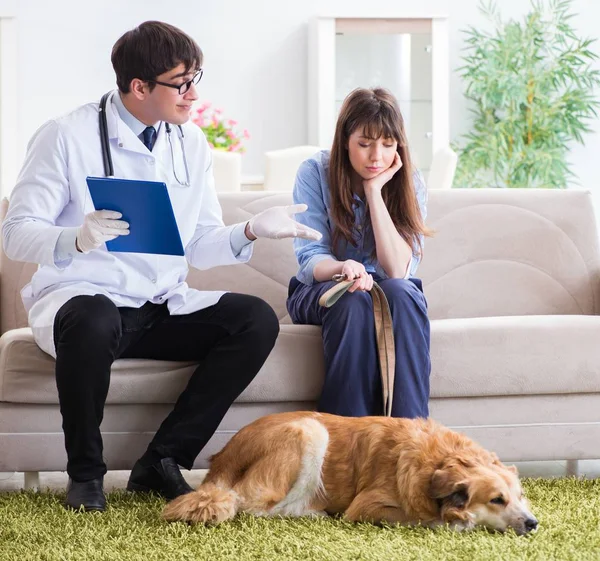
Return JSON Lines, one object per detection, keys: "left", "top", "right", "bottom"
{"left": 287, "top": 87, "right": 432, "bottom": 418}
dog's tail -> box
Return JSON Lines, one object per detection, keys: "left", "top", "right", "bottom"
{"left": 162, "top": 483, "right": 239, "bottom": 524}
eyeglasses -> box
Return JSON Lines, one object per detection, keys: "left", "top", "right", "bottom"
{"left": 148, "top": 69, "right": 203, "bottom": 95}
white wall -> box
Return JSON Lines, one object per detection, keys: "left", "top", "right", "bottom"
{"left": 3, "top": 0, "right": 600, "bottom": 196}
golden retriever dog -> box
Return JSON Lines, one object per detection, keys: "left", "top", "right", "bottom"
{"left": 163, "top": 412, "right": 538, "bottom": 535}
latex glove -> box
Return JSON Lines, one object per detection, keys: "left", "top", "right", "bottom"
{"left": 76, "top": 210, "right": 130, "bottom": 253}
{"left": 247, "top": 204, "right": 322, "bottom": 241}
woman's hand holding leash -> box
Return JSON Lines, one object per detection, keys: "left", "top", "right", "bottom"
{"left": 341, "top": 259, "right": 374, "bottom": 293}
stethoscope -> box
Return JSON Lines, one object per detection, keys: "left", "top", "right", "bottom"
{"left": 99, "top": 92, "right": 191, "bottom": 186}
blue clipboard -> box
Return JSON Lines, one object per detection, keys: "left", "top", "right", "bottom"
{"left": 86, "top": 176, "right": 185, "bottom": 256}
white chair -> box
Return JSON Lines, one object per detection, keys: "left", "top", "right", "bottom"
{"left": 427, "top": 146, "right": 458, "bottom": 190}
{"left": 263, "top": 145, "right": 322, "bottom": 191}
{"left": 211, "top": 150, "right": 242, "bottom": 192}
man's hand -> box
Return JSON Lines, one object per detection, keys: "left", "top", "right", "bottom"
{"left": 76, "top": 210, "right": 130, "bottom": 253}
{"left": 246, "top": 204, "right": 322, "bottom": 241}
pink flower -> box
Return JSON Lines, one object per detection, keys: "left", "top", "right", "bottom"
{"left": 190, "top": 102, "right": 247, "bottom": 153}
{"left": 196, "top": 101, "right": 211, "bottom": 114}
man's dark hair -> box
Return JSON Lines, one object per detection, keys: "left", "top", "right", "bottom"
{"left": 111, "top": 21, "right": 203, "bottom": 93}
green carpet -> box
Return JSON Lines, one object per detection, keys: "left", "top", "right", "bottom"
{"left": 1, "top": 478, "right": 600, "bottom": 561}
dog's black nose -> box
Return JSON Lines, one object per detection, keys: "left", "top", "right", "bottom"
{"left": 524, "top": 517, "right": 538, "bottom": 532}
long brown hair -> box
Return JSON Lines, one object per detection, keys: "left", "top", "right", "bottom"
{"left": 328, "top": 87, "right": 432, "bottom": 259}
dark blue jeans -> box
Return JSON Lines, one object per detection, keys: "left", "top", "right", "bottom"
{"left": 287, "top": 276, "right": 430, "bottom": 418}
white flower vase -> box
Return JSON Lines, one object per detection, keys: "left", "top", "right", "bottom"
{"left": 211, "top": 149, "right": 242, "bottom": 192}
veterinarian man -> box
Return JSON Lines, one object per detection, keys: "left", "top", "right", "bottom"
{"left": 2, "top": 20, "right": 321, "bottom": 512}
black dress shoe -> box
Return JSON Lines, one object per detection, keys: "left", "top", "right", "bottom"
{"left": 127, "top": 457, "right": 194, "bottom": 500}
{"left": 64, "top": 477, "right": 106, "bottom": 512}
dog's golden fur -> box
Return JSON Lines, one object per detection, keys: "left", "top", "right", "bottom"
{"left": 163, "top": 412, "right": 537, "bottom": 534}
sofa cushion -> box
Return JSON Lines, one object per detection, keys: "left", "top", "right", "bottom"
{"left": 0, "top": 325, "right": 325, "bottom": 404}
{"left": 3, "top": 315, "right": 600, "bottom": 404}
{"left": 418, "top": 189, "right": 600, "bottom": 320}
{"left": 431, "top": 314, "right": 600, "bottom": 397}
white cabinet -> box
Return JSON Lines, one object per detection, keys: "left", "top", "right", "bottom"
{"left": 308, "top": 15, "right": 449, "bottom": 177}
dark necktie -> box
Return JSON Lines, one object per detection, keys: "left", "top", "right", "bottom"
{"left": 142, "top": 126, "right": 157, "bottom": 152}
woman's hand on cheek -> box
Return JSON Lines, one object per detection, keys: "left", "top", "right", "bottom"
{"left": 363, "top": 152, "right": 403, "bottom": 195}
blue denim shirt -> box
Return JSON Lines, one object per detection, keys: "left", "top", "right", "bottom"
{"left": 292, "top": 150, "right": 428, "bottom": 285}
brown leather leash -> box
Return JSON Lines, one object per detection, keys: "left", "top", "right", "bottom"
{"left": 318, "top": 273, "right": 395, "bottom": 417}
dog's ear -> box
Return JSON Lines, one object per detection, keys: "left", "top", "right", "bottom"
{"left": 429, "top": 468, "right": 454, "bottom": 499}
{"left": 490, "top": 452, "right": 518, "bottom": 475}
{"left": 454, "top": 454, "right": 476, "bottom": 469}
{"left": 429, "top": 468, "right": 470, "bottom": 509}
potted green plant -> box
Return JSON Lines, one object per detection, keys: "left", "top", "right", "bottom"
{"left": 454, "top": 0, "right": 600, "bottom": 188}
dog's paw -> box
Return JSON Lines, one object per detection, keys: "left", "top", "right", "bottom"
{"left": 162, "top": 484, "right": 238, "bottom": 524}
{"left": 448, "top": 518, "right": 475, "bottom": 532}
{"left": 305, "top": 510, "right": 328, "bottom": 518}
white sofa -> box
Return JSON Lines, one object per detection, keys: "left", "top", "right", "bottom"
{"left": 1, "top": 188, "right": 599, "bottom": 483}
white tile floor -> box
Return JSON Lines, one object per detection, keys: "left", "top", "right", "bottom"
{"left": 1, "top": 460, "right": 599, "bottom": 493}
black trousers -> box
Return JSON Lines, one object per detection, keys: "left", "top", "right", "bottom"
{"left": 53, "top": 293, "right": 280, "bottom": 481}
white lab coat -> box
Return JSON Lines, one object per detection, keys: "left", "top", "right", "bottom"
{"left": 2, "top": 91, "right": 253, "bottom": 358}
